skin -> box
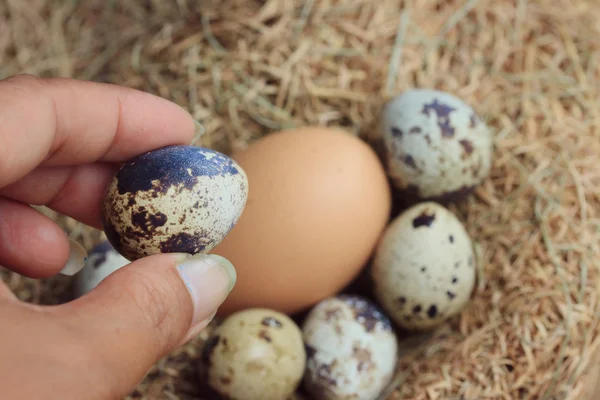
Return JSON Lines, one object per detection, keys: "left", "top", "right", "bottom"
{"left": 0, "top": 75, "right": 219, "bottom": 399}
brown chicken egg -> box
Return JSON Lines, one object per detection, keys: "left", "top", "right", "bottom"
{"left": 210, "top": 126, "right": 391, "bottom": 316}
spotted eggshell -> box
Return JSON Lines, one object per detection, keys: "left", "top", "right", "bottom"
{"left": 199, "top": 308, "right": 306, "bottom": 400}
{"left": 380, "top": 89, "right": 493, "bottom": 203}
{"left": 101, "top": 145, "right": 248, "bottom": 261}
{"left": 371, "top": 202, "right": 476, "bottom": 331}
{"left": 73, "top": 241, "right": 129, "bottom": 297}
{"left": 302, "top": 295, "right": 398, "bottom": 400}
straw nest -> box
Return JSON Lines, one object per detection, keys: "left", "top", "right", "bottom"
{"left": 1, "top": 0, "right": 599, "bottom": 399}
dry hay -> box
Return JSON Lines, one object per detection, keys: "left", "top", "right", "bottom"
{"left": 1, "top": 0, "right": 600, "bottom": 399}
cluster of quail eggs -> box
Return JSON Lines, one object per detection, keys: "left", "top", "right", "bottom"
{"left": 197, "top": 296, "right": 398, "bottom": 400}
{"left": 192, "top": 88, "right": 491, "bottom": 400}
{"left": 370, "top": 88, "right": 491, "bottom": 333}
{"left": 70, "top": 88, "right": 491, "bottom": 400}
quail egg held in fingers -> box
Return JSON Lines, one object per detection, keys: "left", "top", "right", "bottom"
{"left": 372, "top": 202, "right": 477, "bottom": 331}
{"left": 200, "top": 308, "right": 306, "bottom": 400}
{"left": 101, "top": 145, "right": 248, "bottom": 261}
{"left": 73, "top": 240, "right": 129, "bottom": 297}
{"left": 302, "top": 295, "right": 398, "bottom": 400}
{"left": 380, "top": 89, "right": 493, "bottom": 203}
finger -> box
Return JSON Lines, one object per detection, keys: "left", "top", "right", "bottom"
{"left": 0, "top": 74, "right": 196, "bottom": 188}
{"left": 58, "top": 253, "right": 236, "bottom": 396}
{"left": 1, "top": 163, "right": 118, "bottom": 229}
{"left": 0, "top": 304, "right": 115, "bottom": 400}
{"left": 0, "top": 197, "right": 74, "bottom": 278}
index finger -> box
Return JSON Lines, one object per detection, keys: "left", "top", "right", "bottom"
{"left": 0, "top": 75, "right": 196, "bottom": 188}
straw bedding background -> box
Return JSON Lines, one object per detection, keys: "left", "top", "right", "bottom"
{"left": 1, "top": 0, "right": 599, "bottom": 399}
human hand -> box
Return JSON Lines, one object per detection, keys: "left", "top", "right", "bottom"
{"left": 0, "top": 75, "right": 236, "bottom": 399}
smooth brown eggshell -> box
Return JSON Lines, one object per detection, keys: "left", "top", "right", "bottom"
{"left": 211, "top": 126, "right": 392, "bottom": 316}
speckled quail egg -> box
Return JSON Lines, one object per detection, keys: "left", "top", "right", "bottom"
{"left": 199, "top": 308, "right": 306, "bottom": 400}
{"left": 371, "top": 202, "right": 477, "bottom": 331}
{"left": 379, "top": 89, "right": 493, "bottom": 203}
{"left": 101, "top": 145, "right": 248, "bottom": 261}
{"left": 73, "top": 240, "right": 129, "bottom": 297}
{"left": 302, "top": 295, "right": 398, "bottom": 400}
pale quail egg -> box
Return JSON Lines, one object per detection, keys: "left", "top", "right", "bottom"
{"left": 101, "top": 145, "right": 248, "bottom": 261}
{"left": 380, "top": 89, "right": 493, "bottom": 203}
{"left": 302, "top": 295, "right": 398, "bottom": 400}
{"left": 199, "top": 308, "right": 306, "bottom": 400}
{"left": 73, "top": 241, "right": 129, "bottom": 297}
{"left": 371, "top": 202, "right": 477, "bottom": 331}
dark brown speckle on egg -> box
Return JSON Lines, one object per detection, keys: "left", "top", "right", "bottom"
{"left": 403, "top": 154, "right": 418, "bottom": 170}
{"left": 459, "top": 139, "right": 474, "bottom": 159}
{"left": 114, "top": 146, "right": 241, "bottom": 196}
{"left": 219, "top": 376, "right": 232, "bottom": 385}
{"left": 391, "top": 126, "right": 403, "bottom": 137}
{"left": 427, "top": 305, "right": 438, "bottom": 318}
{"left": 258, "top": 330, "right": 272, "bottom": 343}
{"left": 159, "top": 231, "right": 211, "bottom": 254}
{"left": 422, "top": 98, "right": 456, "bottom": 138}
{"left": 325, "top": 308, "right": 342, "bottom": 322}
{"left": 353, "top": 345, "right": 374, "bottom": 372}
{"left": 131, "top": 207, "right": 167, "bottom": 236}
{"left": 412, "top": 211, "right": 436, "bottom": 228}
{"left": 339, "top": 295, "right": 393, "bottom": 332}
{"left": 315, "top": 361, "right": 338, "bottom": 387}
{"left": 396, "top": 183, "right": 477, "bottom": 207}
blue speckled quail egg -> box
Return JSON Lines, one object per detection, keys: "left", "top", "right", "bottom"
{"left": 199, "top": 308, "right": 306, "bottom": 400}
{"left": 302, "top": 295, "right": 398, "bottom": 400}
{"left": 73, "top": 240, "right": 129, "bottom": 297}
{"left": 101, "top": 145, "right": 248, "bottom": 261}
{"left": 371, "top": 202, "right": 476, "bottom": 331}
{"left": 379, "top": 89, "right": 493, "bottom": 203}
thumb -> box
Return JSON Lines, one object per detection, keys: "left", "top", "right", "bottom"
{"left": 59, "top": 252, "right": 236, "bottom": 395}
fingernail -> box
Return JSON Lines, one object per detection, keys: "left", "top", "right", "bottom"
{"left": 59, "top": 240, "right": 88, "bottom": 276}
{"left": 175, "top": 253, "right": 236, "bottom": 328}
